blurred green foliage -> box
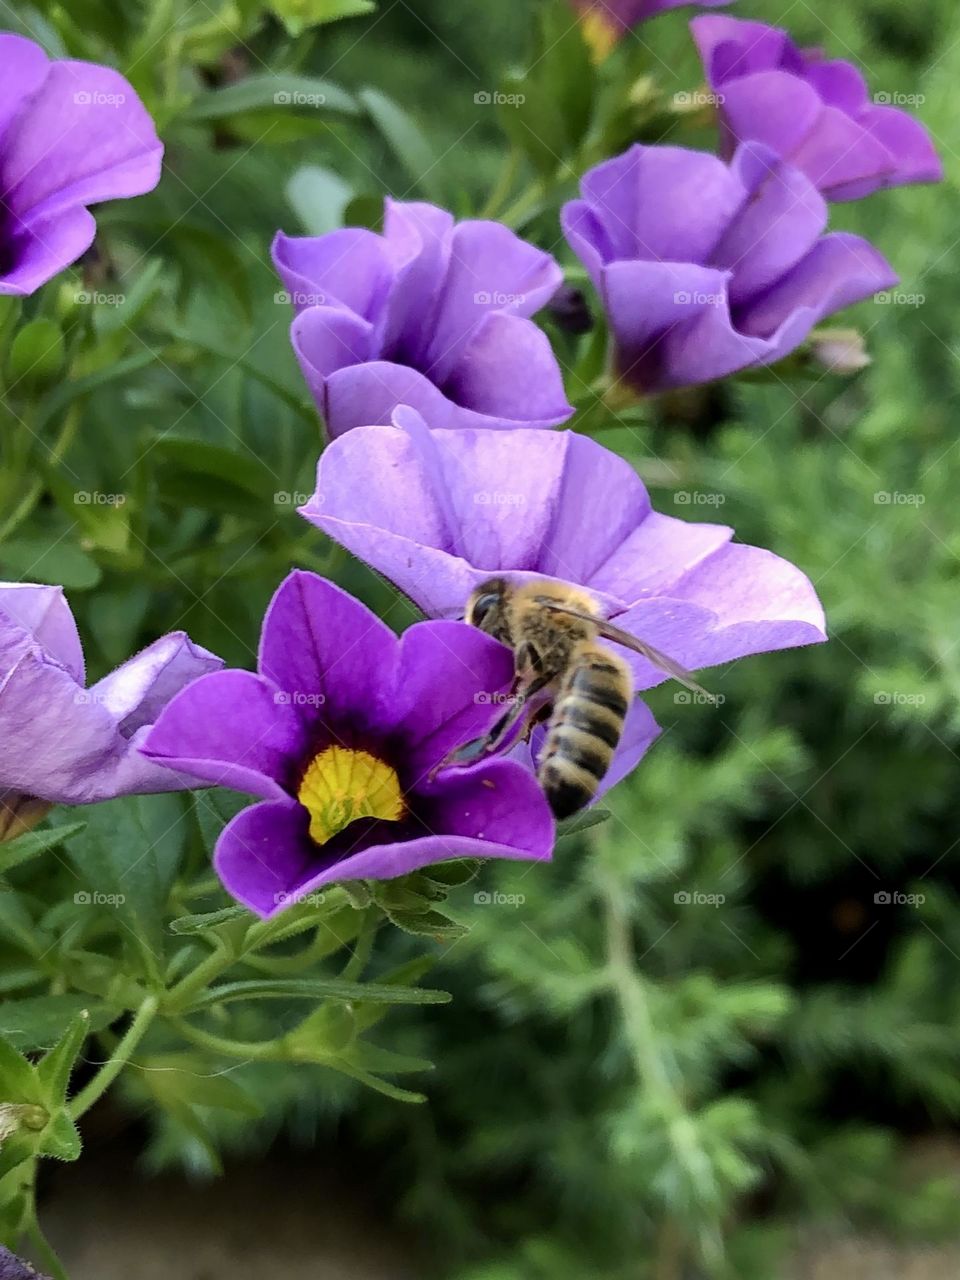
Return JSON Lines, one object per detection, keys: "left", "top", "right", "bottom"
{"left": 2, "top": 0, "right": 960, "bottom": 1277}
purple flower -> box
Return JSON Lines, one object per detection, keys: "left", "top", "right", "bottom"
{"left": 140, "top": 572, "right": 554, "bottom": 917}
{"left": 272, "top": 198, "right": 572, "bottom": 439}
{"left": 0, "top": 1246, "right": 49, "bottom": 1280}
{"left": 0, "top": 583, "right": 221, "bottom": 834}
{"left": 0, "top": 33, "right": 163, "bottom": 296}
{"left": 561, "top": 141, "right": 897, "bottom": 394}
{"left": 299, "top": 409, "right": 826, "bottom": 791}
{"left": 691, "top": 15, "right": 942, "bottom": 202}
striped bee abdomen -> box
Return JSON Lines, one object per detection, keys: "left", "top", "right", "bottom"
{"left": 538, "top": 643, "right": 632, "bottom": 819}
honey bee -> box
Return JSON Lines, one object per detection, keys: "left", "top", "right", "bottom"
{"left": 440, "top": 577, "right": 714, "bottom": 819}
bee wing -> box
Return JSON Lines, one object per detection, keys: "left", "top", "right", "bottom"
{"left": 534, "top": 598, "right": 718, "bottom": 703}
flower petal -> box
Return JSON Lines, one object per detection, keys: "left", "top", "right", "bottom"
{"left": 612, "top": 542, "right": 827, "bottom": 688}
{"left": 88, "top": 632, "right": 222, "bottom": 735}
{"left": 272, "top": 228, "right": 393, "bottom": 318}
{"left": 214, "top": 799, "right": 316, "bottom": 917}
{"left": 2, "top": 61, "right": 162, "bottom": 224}
{"left": 303, "top": 422, "right": 648, "bottom": 617}
{"left": 258, "top": 571, "right": 401, "bottom": 738}
{"left": 0, "top": 582, "right": 83, "bottom": 680}
{"left": 0, "top": 34, "right": 49, "bottom": 139}
{"left": 139, "top": 669, "right": 306, "bottom": 801}
{"left": 392, "top": 620, "right": 516, "bottom": 782}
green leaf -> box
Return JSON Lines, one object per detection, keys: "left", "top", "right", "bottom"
{"left": 0, "top": 997, "right": 113, "bottom": 1054}
{"left": 0, "top": 822, "right": 86, "bottom": 876}
{"left": 66, "top": 794, "right": 188, "bottom": 972}
{"left": 36, "top": 1011, "right": 91, "bottom": 1105}
{"left": 186, "top": 976, "right": 452, "bottom": 1012}
{"left": 153, "top": 437, "right": 278, "bottom": 518}
{"left": 358, "top": 88, "right": 441, "bottom": 200}
{"left": 184, "top": 73, "right": 358, "bottom": 122}
{"left": 7, "top": 318, "right": 65, "bottom": 389}
{"left": 34, "top": 350, "right": 159, "bottom": 433}
{"left": 36, "top": 1108, "right": 82, "bottom": 1162}
{"left": 0, "top": 1037, "right": 39, "bottom": 1102}
{"left": 144, "top": 1058, "right": 262, "bottom": 1116}
{"left": 286, "top": 163, "right": 354, "bottom": 235}
{"left": 384, "top": 908, "right": 468, "bottom": 940}
{"left": 0, "top": 539, "right": 101, "bottom": 590}
{"left": 169, "top": 906, "right": 251, "bottom": 935}
{"left": 556, "top": 807, "right": 612, "bottom": 842}
{"left": 269, "top": 0, "right": 375, "bottom": 35}
{"left": 90, "top": 258, "right": 167, "bottom": 337}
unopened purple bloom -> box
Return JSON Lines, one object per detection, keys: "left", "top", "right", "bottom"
{"left": 272, "top": 199, "right": 572, "bottom": 439}
{"left": 0, "top": 33, "right": 163, "bottom": 296}
{"left": 0, "top": 583, "right": 221, "bottom": 832}
{"left": 0, "top": 1245, "right": 49, "bottom": 1280}
{"left": 141, "top": 572, "right": 554, "bottom": 917}
{"left": 301, "top": 410, "right": 826, "bottom": 790}
{"left": 691, "top": 15, "right": 942, "bottom": 202}
{"left": 562, "top": 141, "right": 897, "bottom": 393}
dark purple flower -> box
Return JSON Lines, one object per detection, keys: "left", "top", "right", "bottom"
{"left": 140, "top": 572, "right": 554, "bottom": 917}
{"left": 0, "top": 33, "right": 163, "bottom": 296}
{"left": 272, "top": 199, "right": 572, "bottom": 439}
{"left": 691, "top": 15, "right": 942, "bottom": 201}
{"left": 561, "top": 141, "right": 897, "bottom": 394}
{"left": 300, "top": 409, "right": 826, "bottom": 792}
{"left": 0, "top": 1246, "right": 49, "bottom": 1280}
{"left": 0, "top": 583, "right": 221, "bottom": 833}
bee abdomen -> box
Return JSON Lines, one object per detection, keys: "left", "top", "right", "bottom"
{"left": 538, "top": 646, "right": 631, "bottom": 819}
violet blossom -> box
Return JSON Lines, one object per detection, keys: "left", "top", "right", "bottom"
{"left": 140, "top": 572, "right": 554, "bottom": 917}
{"left": 561, "top": 140, "right": 897, "bottom": 393}
{"left": 0, "top": 583, "right": 221, "bottom": 839}
{"left": 299, "top": 409, "right": 826, "bottom": 792}
{"left": 272, "top": 198, "right": 572, "bottom": 438}
{"left": 691, "top": 15, "right": 942, "bottom": 201}
{"left": 0, "top": 33, "right": 163, "bottom": 296}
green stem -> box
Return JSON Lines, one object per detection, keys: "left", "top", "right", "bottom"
{"left": 163, "top": 943, "right": 236, "bottom": 1015}
{"left": 68, "top": 995, "right": 159, "bottom": 1120}
{"left": 171, "top": 1018, "right": 282, "bottom": 1062}
{"left": 600, "top": 873, "right": 722, "bottom": 1271}
{"left": 479, "top": 147, "right": 522, "bottom": 219}
{"left": 340, "top": 906, "right": 378, "bottom": 981}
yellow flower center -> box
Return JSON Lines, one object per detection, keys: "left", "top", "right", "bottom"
{"left": 297, "top": 746, "right": 405, "bottom": 846}
{"left": 579, "top": 11, "right": 618, "bottom": 63}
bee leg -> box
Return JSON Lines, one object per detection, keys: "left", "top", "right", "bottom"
{"left": 520, "top": 702, "right": 552, "bottom": 744}
{"left": 429, "top": 673, "right": 552, "bottom": 779}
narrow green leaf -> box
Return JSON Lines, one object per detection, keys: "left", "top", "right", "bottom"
{"left": 169, "top": 906, "right": 251, "bottom": 935}
{"left": 185, "top": 74, "right": 357, "bottom": 122}
{"left": 0, "top": 822, "right": 86, "bottom": 876}
{"left": 36, "top": 1011, "right": 91, "bottom": 1105}
{"left": 0, "top": 998, "right": 113, "bottom": 1054}
{"left": 187, "top": 976, "right": 452, "bottom": 1012}
{"left": 358, "top": 88, "right": 441, "bottom": 200}
{"left": 0, "top": 1037, "right": 39, "bottom": 1102}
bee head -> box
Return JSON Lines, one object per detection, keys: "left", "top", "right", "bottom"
{"left": 466, "top": 577, "right": 510, "bottom": 642}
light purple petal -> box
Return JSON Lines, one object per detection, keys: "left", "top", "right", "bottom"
{"left": 258, "top": 571, "right": 401, "bottom": 738}
{"left": 736, "top": 232, "right": 897, "bottom": 340}
{"left": 612, "top": 543, "right": 827, "bottom": 688}
{"left": 302, "top": 421, "right": 650, "bottom": 617}
{"left": 290, "top": 305, "right": 375, "bottom": 383}
{"left": 424, "top": 219, "right": 562, "bottom": 381}
{"left": 0, "top": 634, "right": 199, "bottom": 804}
{"left": 0, "top": 582, "right": 83, "bottom": 680}
{"left": 271, "top": 229, "right": 393, "bottom": 318}
{"left": 2, "top": 61, "right": 162, "bottom": 223}
{"left": 139, "top": 669, "right": 306, "bottom": 801}
{"left": 88, "top": 631, "right": 222, "bottom": 735}
{"left": 442, "top": 312, "right": 573, "bottom": 427}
